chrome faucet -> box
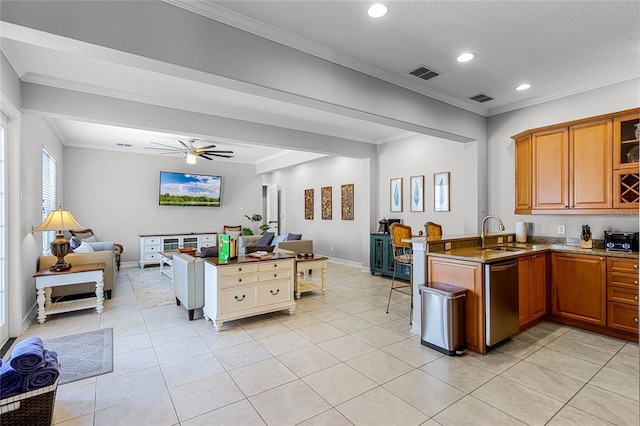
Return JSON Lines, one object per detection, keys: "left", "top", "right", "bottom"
{"left": 481, "top": 215, "right": 505, "bottom": 247}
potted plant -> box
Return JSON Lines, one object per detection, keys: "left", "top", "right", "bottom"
{"left": 243, "top": 214, "right": 270, "bottom": 235}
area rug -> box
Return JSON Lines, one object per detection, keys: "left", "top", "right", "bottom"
{"left": 42, "top": 328, "right": 113, "bottom": 385}
{"left": 127, "top": 267, "right": 175, "bottom": 309}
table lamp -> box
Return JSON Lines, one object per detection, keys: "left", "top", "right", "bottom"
{"left": 34, "top": 206, "right": 85, "bottom": 271}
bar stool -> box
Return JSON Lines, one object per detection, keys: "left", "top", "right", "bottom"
{"left": 386, "top": 223, "right": 413, "bottom": 323}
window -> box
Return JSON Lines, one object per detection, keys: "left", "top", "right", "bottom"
{"left": 41, "top": 148, "right": 57, "bottom": 254}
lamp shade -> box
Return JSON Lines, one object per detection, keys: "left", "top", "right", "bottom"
{"left": 34, "top": 207, "right": 84, "bottom": 232}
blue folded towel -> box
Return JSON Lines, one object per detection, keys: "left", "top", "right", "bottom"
{"left": 0, "top": 362, "right": 27, "bottom": 399}
{"left": 24, "top": 350, "right": 59, "bottom": 391}
{"left": 9, "top": 337, "right": 44, "bottom": 373}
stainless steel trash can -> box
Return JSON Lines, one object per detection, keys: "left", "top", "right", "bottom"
{"left": 419, "top": 283, "right": 467, "bottom": 356}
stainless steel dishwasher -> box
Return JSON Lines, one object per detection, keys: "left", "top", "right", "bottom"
{"left": 485, "top": 259, "right": 519, "bottom": 347}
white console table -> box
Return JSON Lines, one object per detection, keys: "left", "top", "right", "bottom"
{"left": 138, "top": 232, "right": 216, "bottom": 267}
{"left": 34, "top": 263, "right": 105, "bottom": 323}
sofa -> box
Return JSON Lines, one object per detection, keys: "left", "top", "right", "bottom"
{"left": 238, "top": 233, "right": 313, "bottom": 255}
{"left": 37, "top": 241, "right": 116, "bottom": 299}
{"left": 172, "top": 252, "right": 205, "bottom": 321}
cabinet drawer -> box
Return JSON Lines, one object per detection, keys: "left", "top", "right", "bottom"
{"left": 144, "top": 238, "right": 161, "bottom": 245}
{"left": 608, "top": 271, "right": 639, "bottom": 289}
{"left": 607, "top": 286, "right": 639, "bottom": 305}
{"left": 607, "top": 257, "right": 639, "bottom": 273}
{"left": 258, "top": 281, "right": 292, "bottom": 305}
{"left": 200, "top": 242, "right": 215, "bottom": 248}
{"left": 221, "top": 287, "right": 257, "bottom": 314}
{"left": 220, "top": 263, "right": 258, "bottom": 276}
{"left": 607, "top": 302, "right": 639, "bottom": 333}
{"left": 144, "top": 253, "right": 160, "bottom": 261}
{"left": 259, "top": 261, "right": 291, "bottom": 272}
{"left": 259, "top": 269, "right": 291, "bottom": 282}
{"left": 221, "top": 273, "right": 258, "bottom": 287}
{"left": 200, "top": 235, "right": 216, "bottom": 242}
{"left": 144, "top": 245, "right": 161, "bottom": 253}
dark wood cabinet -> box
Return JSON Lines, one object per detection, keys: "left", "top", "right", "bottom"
{"left": 518, "top": 253, "right": 547, "bottom": 327}
{"left": 370, "top": 234, "right": 410, "bottom": 281}
{"left": 551, "top": 252, "right": 606, "bottom": 325}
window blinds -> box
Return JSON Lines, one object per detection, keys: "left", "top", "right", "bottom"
{"left": 41, "top": 148, "right": 57, "bottom": 254}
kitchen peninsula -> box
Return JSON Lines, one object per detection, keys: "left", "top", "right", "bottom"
{"left": 409, "top": 234, "right": 639, "bottom": 355}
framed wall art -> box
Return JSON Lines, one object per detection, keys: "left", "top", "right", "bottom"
{"left": 434, "top": 172, "right": 450, "bottom": 212}
{"left": 410, "top": 175, "right": 424, "bottom": 212}
{"left": 321, "top": 186, "right": 332, "bottom": 219}
{"left": 341, "top": 183, "right": 354, "bottom": 220}
{"left": 304, "top": 189, "right": 314, "bottom": 220}
{"left": 390, "top": 178, "right": 403, "bottom": 212}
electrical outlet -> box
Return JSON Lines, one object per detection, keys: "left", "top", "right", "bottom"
{"left": 445, "top": 242, "right": 452, "bottom": 250}
{"left": 498, "top": 237, "right": 504, "bottom": 244}
{"left": 557, "top": 225, "right": 566, "bottom": 235}
{"left": 330, "top": 246, "right": 334, "bottom": 252}
{"left": 508, "top": 235, "right": 513, "bottom": 242}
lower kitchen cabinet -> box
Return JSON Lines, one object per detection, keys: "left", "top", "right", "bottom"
{"left": 551, "top": 252, "right": 607, "bottom": 325}
{"left": 607, "top": 257, "right": 639, "bottom": 334}
{"left": 518, "top": 252, "right": 547, "bottom": 327}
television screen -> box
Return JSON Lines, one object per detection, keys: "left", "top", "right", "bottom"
{"left": 159, "top": 171, "right": 222, "bottom": 207}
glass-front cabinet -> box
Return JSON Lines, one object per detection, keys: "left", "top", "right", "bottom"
{"left": 613, "top": 113, "right": 639, "bottom": 208}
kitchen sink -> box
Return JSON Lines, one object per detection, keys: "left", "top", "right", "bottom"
{"left": 483, "top": 246, "right": 525, "bottom": 252}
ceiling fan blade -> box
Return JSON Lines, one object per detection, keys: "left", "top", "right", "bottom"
{"left": 145, "top": 147, "right": 180, "bottom": 151}
{"left": 195, "top": 144, "right": 217, "bottom": 151}
{"left": 178, "top": 140, "right": 189, "bottom": 149}
{"left": 209, "top": 153, "right": 234, "bottom": 158}
{"left": 150, "top": 142, "right": 182, "bottom": 150}
{"left": 202, "top": 150, "right": 234, "bottom": 154}
{"left": 199, "top": 154, "right": 213, "bottom": 160}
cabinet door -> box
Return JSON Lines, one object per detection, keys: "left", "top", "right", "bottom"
{"left": 613, "top": 112, "right": 640, "bottom": 170}
{"left": 533, "top": 128, "right": 569, "bottom": 209}
{"left": 552, "top": 253, "right": 606, "bottom": 325}
{"left": 518, "top": 257, "right": 531, "bottom": 326}
{"left": 370, "top": 236, "right": 386, "bottom": 273}
{"left": 514, "top": 135, "right": 532, "bottom": 212}
{"left": 569, "top": 120, "right": 612, "bottom": 209}
{"left": 530, "top": 253, "right": 547, "bottom": 320}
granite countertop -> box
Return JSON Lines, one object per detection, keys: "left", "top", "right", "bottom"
{"left": 427, "top": 242, "right": 639, "bottom": 263}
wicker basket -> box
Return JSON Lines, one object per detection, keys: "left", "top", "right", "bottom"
{"left": 0, "top": 380, "right": 58, "bottom": 426}
{"left": 177, "top": 247, "right": 197, "bottom": 256}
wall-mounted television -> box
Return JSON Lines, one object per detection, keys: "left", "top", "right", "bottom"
{"left": 159, "top": 171, "right": 222, "bottom": 207}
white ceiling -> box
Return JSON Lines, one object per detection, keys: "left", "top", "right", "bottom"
{"left": 2, "top": 0, "right": 639, "bottom": 165}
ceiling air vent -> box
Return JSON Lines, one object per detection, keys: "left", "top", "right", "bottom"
{"left": 116, "top": 143, "right": 133, "bottom": 148}
{"left": 469, "top": 93, "right": 494, "bottom": 103}
{"left": 407, "top": 65, "right": 440, "bottom": 81}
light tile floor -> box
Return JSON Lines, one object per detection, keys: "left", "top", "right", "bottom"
{"left": 10, "top": 263, "right": 640, "bottom": 425}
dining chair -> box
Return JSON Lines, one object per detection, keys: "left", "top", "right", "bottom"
{"left": 386, "top": 223, "right": 414, "bottom": 323}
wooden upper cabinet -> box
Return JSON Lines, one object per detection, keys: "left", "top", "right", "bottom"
{"left": 512, "top": 108, "right": 637, "bottom": 214}
{"left": 514, "top": 135, "right": 532, "bottom": 212}
{"left": 532, "top": 127, "right": 569, "bottom": 209}
{"left": 569, "top": 119, "right": 612, "bottom": 209}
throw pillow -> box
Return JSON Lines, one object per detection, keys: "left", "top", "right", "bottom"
{"left": 69, "top": 236, "right": 82, "bottom": 250}
{"left": 73, "top": 241, "right": 95, "bottom": 253}
{"left": 200, "top": 246, "right": 218, "bottom": 258}
{"left": 272, "top": 235, "right": 287, "bottom": 245}
{"left": 287, "top": 233, "right": 302, "bottom": 241}
{"left": 256, "top": 232, "right": 274, "bottom": 246}
{"left": 82, "top": 235, "right": 97, "bottom": 243}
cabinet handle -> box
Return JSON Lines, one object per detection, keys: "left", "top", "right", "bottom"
{"left": 235, "top": 295, "right": 246, "bottom": 301}
{"left": 238, "top": 278, "right": 242, "bottom": 283}
{"left": 270, "top": 289, "right": 280, "bottom": 295}
{"left": 634, "top": 296, "right": 638, "bottom": 301}
{"left": 531, "top": 255, "right": 536, "bottom": 259}
{"left": 634, "top": 265, "right": 638, "bottom": 270}
{"left": 599, "top": 257, "right": 604, "bottom": 261}
{"left": 238, "top": 267, "right": 242, "bottom": 272}
{"left": 634, "top": 280, "right": 638, "bottom": 285}
{"left": 635, "top": 318, "right": 639, "bottom": 323}
{"left": 273, "top": 264, "right": 278, "bottom": 268}
{"left": 273, "top": 273, "right": 278, "bottom": 278}
{"left": 564, "top": 205, "right": 568, "bottom": 208}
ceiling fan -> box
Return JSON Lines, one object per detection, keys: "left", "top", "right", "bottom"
{"left": 145, "top": 139, "right": 234, "bottom": 164}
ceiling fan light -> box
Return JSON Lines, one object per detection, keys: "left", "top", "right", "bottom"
{"left": 367, "top": 3, "right": 387, "bottom": 18}
{"left": 186, "top": 153, "right": 197, "bottom": 164}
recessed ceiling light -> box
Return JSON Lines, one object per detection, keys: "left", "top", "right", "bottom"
{"left": 515, "top": 83, "right": 532, "bottom": 91}
{"left": 456, "top": 52, "right": 474, "bottom": 63}
{"left": 368, "top": 3, "right": 388, "bottom": 18}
